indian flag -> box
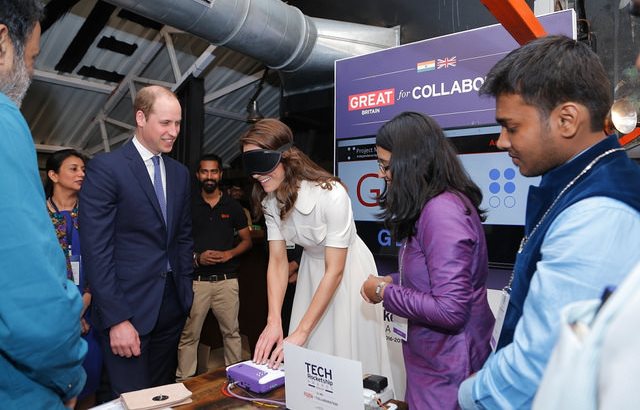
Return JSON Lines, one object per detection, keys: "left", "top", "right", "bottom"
{"left": 417, "top": 60, "right": 436, "bottom": 72}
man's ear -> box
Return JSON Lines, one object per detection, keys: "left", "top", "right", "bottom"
{"left": 0, "top": 25, "right": 9, "bottom": 64}
{"left": 555, "top": 102, "right": 580, "bottom": 139}
{"left": 135, "top": 110, "right": 146, "bottom": 127}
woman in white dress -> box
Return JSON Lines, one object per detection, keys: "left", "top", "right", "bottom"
{"left": 242, "top": 119, "right": 391, "bottom": 378}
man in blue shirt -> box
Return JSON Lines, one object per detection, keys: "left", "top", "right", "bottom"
{"left": 0, "top": 1, "right": 87, "bottom": 408}
{"left": 458, "top": 35, "right": 640, "bottom": 409}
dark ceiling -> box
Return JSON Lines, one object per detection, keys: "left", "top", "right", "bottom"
{"left": 289, "top": 0, "right": 507, "bottom": 44}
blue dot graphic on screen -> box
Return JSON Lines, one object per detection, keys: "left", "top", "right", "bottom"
{"left": 504, "top": 168, "right": 516, "bottom": 180}
{"left": 504, "top": 182, "right": 516, "bottom": 194}
{"left": 485, "top": 168, "right": 519, "bottom": 210}
{"left": 504, "top": 196, "right": 516, "bottom": 208}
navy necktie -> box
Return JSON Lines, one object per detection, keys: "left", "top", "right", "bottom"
{"left": 152, "top": 155, "right": 172, "bottom": 272}
{"left": 151, "top": 155, "right": 167, "bottom": 223}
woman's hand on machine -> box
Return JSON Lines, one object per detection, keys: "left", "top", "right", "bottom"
{"left": 253, "top": 322, "right": 283, "bottom": 367}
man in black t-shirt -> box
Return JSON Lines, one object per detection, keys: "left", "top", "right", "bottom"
{"left": 176, "top": 154, "right": 252, "bottom": 380}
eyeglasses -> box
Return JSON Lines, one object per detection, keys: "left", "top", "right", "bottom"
{"left": 377, "top": 160, "right": 391, "bottom": 173}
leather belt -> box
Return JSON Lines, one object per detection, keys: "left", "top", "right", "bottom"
{"left": 194, "top": 273, "right": 238, "bottom": 282}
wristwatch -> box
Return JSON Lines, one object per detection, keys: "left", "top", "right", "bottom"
{"left": 193, "top": 252, "right": 200, "bottom": 267}
{"left": 374, "top": 281, "right": 387, "bottom": 302}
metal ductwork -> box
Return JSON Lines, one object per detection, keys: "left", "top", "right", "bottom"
{"left": 104, "top": 0, "right": 399, "bottom": 95}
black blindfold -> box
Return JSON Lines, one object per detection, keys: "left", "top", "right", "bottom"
{"left": 242, "top": 143, "right": 292, "bottom": 175}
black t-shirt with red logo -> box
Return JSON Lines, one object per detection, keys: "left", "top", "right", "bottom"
{"left": 191, "top": 193, "right": 248, "bottom": 275}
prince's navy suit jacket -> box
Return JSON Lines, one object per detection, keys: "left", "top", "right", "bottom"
{"left": 79, "top": 141, "right": 193, "bottom": 335}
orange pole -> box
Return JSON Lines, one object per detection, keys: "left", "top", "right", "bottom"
{"left": 481, "top": 0, "right": 547, "bottom": 45}
{"left": 619, "top": 128, "right": 640, "bottom": 146}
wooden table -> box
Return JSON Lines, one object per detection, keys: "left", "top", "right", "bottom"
{"left": 180, "top": 367, "right": 285, "bottom": 409}
{"left": 179, "top": 367, "right": 407, "bottom": 409}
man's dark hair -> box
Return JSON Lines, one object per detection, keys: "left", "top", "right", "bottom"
{"left": 480, "top": 35, "right": 611, "bottom": 132}
{"left": 0, "top": 0, "right": 44, "bottom": 57}
{"left": 199, "top": 153, "right": 223, "bottom": 169}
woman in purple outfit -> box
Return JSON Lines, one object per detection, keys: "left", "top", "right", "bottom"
{"left": 361, "top": 112, "right": 494, "bottom": 409}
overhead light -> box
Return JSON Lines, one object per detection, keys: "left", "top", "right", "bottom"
{"left": 246, "top": 99, "right": 263, "bottom": 123}
{"left": 628, "top": 0, "right": 640, "bottom": 16}
{"left": 610, "top": 98, "right": 638, "bottom": 134}
{"left": 246, "top": 68, "right": 268, "bottom": 123}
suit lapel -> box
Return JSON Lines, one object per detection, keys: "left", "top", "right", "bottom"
{"left": 124, "top": 142, "right": 167, "bottom": 228}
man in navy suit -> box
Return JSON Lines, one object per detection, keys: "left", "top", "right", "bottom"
{"left": 79, "top": 85, "right": 194, "bottom": 395}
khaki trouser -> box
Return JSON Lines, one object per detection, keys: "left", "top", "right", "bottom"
{"left": 176, "top": 278, "right": 241, "bottom": 380}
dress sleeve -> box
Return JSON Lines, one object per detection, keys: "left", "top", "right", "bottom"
{"left": 320, "top": 184, "right": 354, "bottom": 248}
{"left": 263, "top": 196, "right": 284, "bottom": 241}
{"left": 383, "top": 193, "right": 477, "bottom": 330}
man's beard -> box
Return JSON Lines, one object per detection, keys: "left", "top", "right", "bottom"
{"left": 0, "top": 50, "right": 31, "bottom": 107}
{"left": 200, "top": 179, "right": 218, "bottom": 194}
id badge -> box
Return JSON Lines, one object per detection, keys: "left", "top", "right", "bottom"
{"left": 392, "top": 316, "right": 408, "bottom": 342}
{"left": 490, "top": 289, "right": 510, "bottom": 351}
{"left": 70, "top": 254, "right": 81, "bottom": 286}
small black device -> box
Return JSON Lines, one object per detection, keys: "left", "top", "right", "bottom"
{"left": 363, "top": 374, "right": 388, "bottom": 393}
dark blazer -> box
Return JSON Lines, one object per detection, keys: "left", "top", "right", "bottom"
{"left": 79, "top": 141, "right": 194, "bottom": 335}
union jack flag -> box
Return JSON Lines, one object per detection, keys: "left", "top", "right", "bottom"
{"left": 437, "top": 56, "right": 457, "bottom": 69}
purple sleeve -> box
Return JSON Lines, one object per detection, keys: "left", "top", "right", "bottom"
{"left": 383, "top": 193, "right": 478, "bottom": 331}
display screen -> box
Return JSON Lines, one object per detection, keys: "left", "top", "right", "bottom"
{"left": 336, "top": 126, "right": 540, "bottom": 268}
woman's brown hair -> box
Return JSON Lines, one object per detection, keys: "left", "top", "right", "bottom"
{"left": 239, "top": 119, "right": 342, "bottom": 220}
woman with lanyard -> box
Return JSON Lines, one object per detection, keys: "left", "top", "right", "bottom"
{"left": 360, "top": 112, "right": 495, "bottom": 409}
{"left": 45, "top": 149, "right": 102, "bottom": 409}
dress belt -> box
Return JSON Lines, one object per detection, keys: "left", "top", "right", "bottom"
{"left": 194, "top": 272, "right": 237, "bottom": 282}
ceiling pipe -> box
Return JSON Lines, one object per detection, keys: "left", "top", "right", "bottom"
{"left": 103, "top": 0, "right": 399, "bottom": 95}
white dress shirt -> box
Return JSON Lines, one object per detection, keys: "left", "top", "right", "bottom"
{"left": 132, "top": 136, "right": 166, "bottom": 201}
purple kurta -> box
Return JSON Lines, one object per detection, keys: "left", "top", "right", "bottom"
{"left": 383, "top": 191, "right": 494, "bottom": 409}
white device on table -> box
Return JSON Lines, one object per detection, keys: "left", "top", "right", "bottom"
{"left": 363, "top": 386, "right": 395, "bottom": 410}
